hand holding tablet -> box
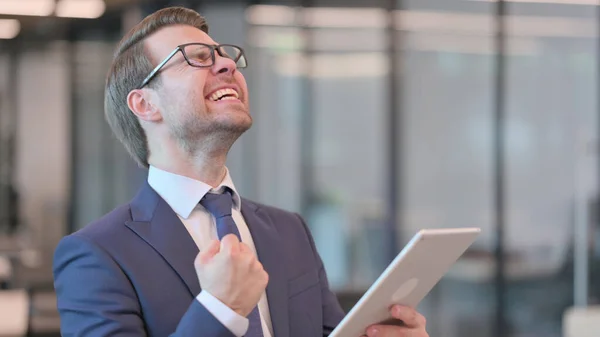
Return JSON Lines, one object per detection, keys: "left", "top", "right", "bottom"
{"left": 330, "top": 227, "right": 481, "bottom": 337}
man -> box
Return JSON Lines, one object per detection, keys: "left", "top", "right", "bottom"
{"left": 53, "top": 6, "right": 428, "bottom": 337}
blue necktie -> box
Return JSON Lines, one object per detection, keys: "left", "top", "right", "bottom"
{"left": 200, "top": 190, "right": 265, "bottom": 337}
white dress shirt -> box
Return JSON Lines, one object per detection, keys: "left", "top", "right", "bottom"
{"left": 147, "top": 165, "right": 274, "bottom": 337}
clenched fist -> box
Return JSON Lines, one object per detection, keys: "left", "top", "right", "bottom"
{"left": 195, "top": 234, "right": 269, "bottom": 317}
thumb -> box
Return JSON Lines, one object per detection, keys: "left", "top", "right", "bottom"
{"left": 196, "top": 240, "right": 220, "bottom": 265}
{"left": 220, "top": 234, "right": 241, "bottom": 254}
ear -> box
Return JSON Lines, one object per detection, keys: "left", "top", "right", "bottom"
{"left": 127, "top": 89, "right": 162, "bottom": 122}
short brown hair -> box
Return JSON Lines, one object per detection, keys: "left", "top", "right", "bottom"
{"left": 104, "top": 7, "right": 209, "bottom": 167}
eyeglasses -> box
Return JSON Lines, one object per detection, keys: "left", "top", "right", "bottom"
{"left": 137, "top": 43, "right": 248, "bottom": 89}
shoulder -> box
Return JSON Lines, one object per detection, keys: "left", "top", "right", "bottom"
{"left": 53, "top": 201, "right": 144, "bottom": 277}
{"left": 72, "top": 203, "right": 134, "bottom": 243}
{"left": 55, "top": 202, "right": 136, "bottom": 260}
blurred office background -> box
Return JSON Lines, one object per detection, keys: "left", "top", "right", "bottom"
{"left": 0, "top": 0, "right": 599, "bottom": 336}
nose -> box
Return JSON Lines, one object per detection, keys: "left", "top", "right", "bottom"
{"left": 212, "top": 53, "right": 237, "bottom": 76}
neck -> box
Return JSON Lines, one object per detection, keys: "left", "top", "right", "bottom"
{"left": 148, "top": 140, "right": 230, "bottom": 188}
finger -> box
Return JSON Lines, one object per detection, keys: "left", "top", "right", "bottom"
{"left": 251, "top": 259, "right": 265, "bottom": 273}
{"left": 239, "top": 242, "right": 252, "bottom": 255}
{"left": 390, "top": 305, "right": 425, "bottom": 328}
{"left": 366, "top": 325, "right": 412, "bottom": 337}
{"left": 220, "top": 234, "right": 241, "bottom": 255}
{"left": 195, "top": 240, "right": 220, "bottom": 265}
{"left": 239, "top": 244, "right": 257, "bottom": 266}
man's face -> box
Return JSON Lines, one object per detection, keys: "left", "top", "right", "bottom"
{"left": 144, "top": 25, "right": 252, "bottom": 151}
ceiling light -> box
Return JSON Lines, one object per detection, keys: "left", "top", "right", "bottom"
{"left": 246, "top": 5, "right": 389, "bottom": 28}
{"left": 301, "top": 7, "right": 388, "bottom": 28}
{"left": 276, "top": 52, "right": 389, "bottom": 79}
{"left": 246, "top": 5, "right": 597, "bottom": 38}
{"left": 0, "top": 19, "right": 20, "bottom": 39}
{"left": 395, "top": 10, "right": 596, "bottom": 38}
{"left": 245, "top": 5, "right": 297, "bottom": 26}
{"left": 0, "top": 0, "right": 54, "bottom": 16}
{"left": 469, "top": 0, "right": 598, "bottom": 5}
{"left": 56, "top": 0, "right": 106, "bottom": 19}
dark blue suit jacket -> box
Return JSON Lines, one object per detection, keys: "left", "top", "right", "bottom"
{"left": 53, "top": 182, "right": 345, "bottom": 337}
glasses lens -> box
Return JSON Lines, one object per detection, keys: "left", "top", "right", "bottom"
{"left": 219, "top": 45, "right": 247, "bottom": 68}
{"left": 183, "top": 44, "right": 213, "bottom": 66}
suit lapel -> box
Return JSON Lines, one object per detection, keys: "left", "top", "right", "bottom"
{"left": 242, "top": 200, "right": 290, "bottom": 337}
{"left": 125, "top": 182, "right": 201, "bottom": 297}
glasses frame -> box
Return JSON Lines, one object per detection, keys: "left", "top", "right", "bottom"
{"left": 137, "top": 43, "right": 248, "bottom": 89}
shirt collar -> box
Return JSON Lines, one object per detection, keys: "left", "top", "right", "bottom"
{"left": 147, "top": 165, "right": 242, "bottom": 219}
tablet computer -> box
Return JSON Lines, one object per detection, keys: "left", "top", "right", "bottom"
{"left": 329, "top": 227, "right": 481, "bottom": 337}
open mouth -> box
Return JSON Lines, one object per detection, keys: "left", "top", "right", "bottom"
{"left": 209, "top": 88, "right": 240, "bottom": 101}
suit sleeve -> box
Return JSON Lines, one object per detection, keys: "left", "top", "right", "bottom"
{"left": 294, "top": 214, "right": 346, "bottom": 336}
{"left": 53, "top": 234, "right": 235, "bottom": 337}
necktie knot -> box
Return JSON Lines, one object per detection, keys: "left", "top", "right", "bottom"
{"left": 200, "top": 189, "right": 233, "bottom": 219}
{"left": 199, "top": 188, "right": 241, "bottom": 241}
